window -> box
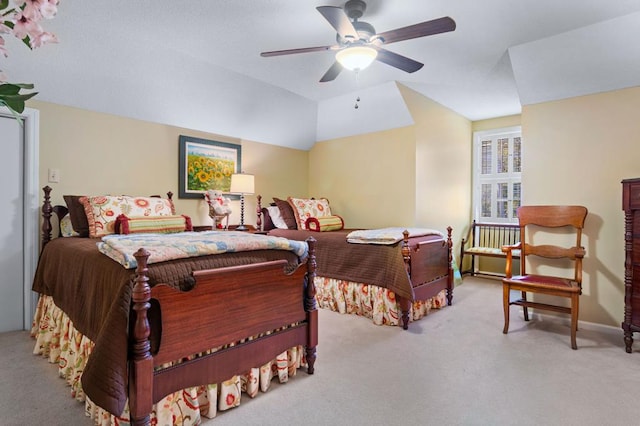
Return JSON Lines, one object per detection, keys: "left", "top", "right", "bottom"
{"left": 473, "top": 126, "right": 522, "bottom": 223}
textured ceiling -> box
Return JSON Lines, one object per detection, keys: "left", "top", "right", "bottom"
{"left": 6, "top": 0, "right": 640, "bottom": 149}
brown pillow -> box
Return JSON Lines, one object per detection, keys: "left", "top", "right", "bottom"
{"left": 261, "top": 207, "right": 275, "bottom": 231}
{"left": 63, "top": 195, "right": 89, "bottom": 237}
{"left": 273, "top": 197, "right": 297, "bottom": 229}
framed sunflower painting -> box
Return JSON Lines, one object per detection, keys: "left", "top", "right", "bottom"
{"left": 178, "top": 135, "right": 242, "bottom": 199}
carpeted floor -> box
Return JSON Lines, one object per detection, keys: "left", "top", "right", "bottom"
{"left": 2, "top": 277, "right": 640, "bottom": 425}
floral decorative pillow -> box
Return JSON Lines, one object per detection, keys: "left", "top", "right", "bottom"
{"left": 60, "top": 215, "right": 79, "bottom": 237}
{"left": 80, "top": 195, "right": 175, "bottom": 237}
{"left": 287, "top": 197, "right": 332, "bottom": 230}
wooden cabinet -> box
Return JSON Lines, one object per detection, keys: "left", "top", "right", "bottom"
{"left": 622, "top": 178, "right": 640, "bottom": 352}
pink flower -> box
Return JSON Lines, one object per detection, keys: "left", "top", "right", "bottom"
{"left": 18, "top": 0, "right": 45, "bottom": 21}
{"left": 0, "top": 0, "right": 59, "bottom": 117}
{"left": 30, "top": 31, "right": 57, "bottom": 48}
{"left": 0, "top": 38, "right": 7, "bottom": 58}
{"left": 12, "top": 12, "right": 43, "bottom": 40}
{"left": 39, "top": 0, "right": 59, "bottom": 20}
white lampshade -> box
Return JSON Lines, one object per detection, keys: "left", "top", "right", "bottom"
{"left": 230, "top": 173, "right": 255, "bottom": 194}
{"left": 335, "top": 46, "right": 378, "bottom": 71}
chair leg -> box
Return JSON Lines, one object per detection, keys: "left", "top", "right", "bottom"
{"left": 570, "top": 294, "right": 579, "bottom": 350}
{"left": 503, "top": 283, "right": 510, "bottom": 334}
{"left": 521, "top": 291, "right": 529, "bottom": 321}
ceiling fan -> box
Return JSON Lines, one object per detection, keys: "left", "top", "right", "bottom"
{"left": 260, "top": 0, "right": 456, "bottom": 83}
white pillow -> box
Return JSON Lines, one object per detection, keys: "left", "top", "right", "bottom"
{"left": 267, "top": 205, "right": 288, "bottom": 229}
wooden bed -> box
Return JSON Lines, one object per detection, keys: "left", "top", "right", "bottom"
{"left": 257, "top": 196, "right": 454, "bottom": 329}
{"left": 33, "top": 186, "right": 318, "bottom": 426}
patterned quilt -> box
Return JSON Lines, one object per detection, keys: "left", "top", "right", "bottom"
{"left": 98, "top": 230, "right": 308, "bottom": 268}
{"left": 346, "top": 227, "right": 444, "bottom": 245}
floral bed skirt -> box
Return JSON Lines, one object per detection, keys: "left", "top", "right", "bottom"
{"left": 314, "top": 276, "right": 446, "bottom": 325}
{"left": 31, "top": 295, "right": 305, "bottom": 425}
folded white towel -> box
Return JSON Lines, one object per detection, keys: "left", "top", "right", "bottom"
{"left": 346, "top": 227, "right": 444, "bottom": 245}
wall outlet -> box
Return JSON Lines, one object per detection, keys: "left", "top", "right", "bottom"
{"left": 48, "top": 168, "right": 60, "bottom": 183}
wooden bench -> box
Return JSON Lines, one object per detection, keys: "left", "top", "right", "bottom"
{"left": 460, "top": 221, "right": 520, "bottom": 277}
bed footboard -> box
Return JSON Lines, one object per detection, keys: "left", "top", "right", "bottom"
{"left": 398, "top": 227, "right": 453, "bottom": 329}
{"left": 128, "top": 240, "right": 317, "bottom": 426}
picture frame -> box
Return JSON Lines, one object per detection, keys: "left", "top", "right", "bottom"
{"left": 178, "top": 135, "right": 242, "bottom": 199}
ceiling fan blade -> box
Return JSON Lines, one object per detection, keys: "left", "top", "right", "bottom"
{"left": 374, "top": 48, "right": 424, "bottom": 73}
{"left": 319, "top": 61, "right": 343, "bottom": 83}
{"left": 316, "top": 6, "right": 359, "bottom": 40}
{"left": 377, "top": 16, "right": 456, "bottom": 45}
{"left": 261, "top": 45, "right": 335, "bottom": 57}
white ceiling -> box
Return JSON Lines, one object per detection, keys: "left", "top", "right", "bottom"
{"left": 6, "top": 1, "right": 640, "bottom": 150}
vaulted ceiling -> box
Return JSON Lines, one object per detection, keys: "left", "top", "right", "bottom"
{"left": 7, "top": 1, "right": 640, "bottom": 150}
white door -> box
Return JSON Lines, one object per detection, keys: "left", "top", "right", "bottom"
{"left": 0, "top": 115, "right": 24, "bottom": 332}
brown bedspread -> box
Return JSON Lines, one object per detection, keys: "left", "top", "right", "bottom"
{"left": 267, "top": 229, "right": 443, "bottom": 300}
{"left": 32, "top": 236, "right": 302, "bottom": 416}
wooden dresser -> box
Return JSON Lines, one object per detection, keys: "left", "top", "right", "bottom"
{"left": 622, "top": 178, "right": 640, "bottom": 352}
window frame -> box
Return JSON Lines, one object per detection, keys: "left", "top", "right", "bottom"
{"left": 472, "top": 126, "right": 522, "bottom": 224}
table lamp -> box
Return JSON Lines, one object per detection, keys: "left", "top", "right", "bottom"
{"left": 229, "top": 172, "right": 254, "bottom": 231}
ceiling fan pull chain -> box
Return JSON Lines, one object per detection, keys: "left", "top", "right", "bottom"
{"left": 354, "top": 70, "right": 361, "bottom": 109}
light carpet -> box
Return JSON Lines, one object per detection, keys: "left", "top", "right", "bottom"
{"left": 1, "top": 277, "right": 639, "bottom": 426}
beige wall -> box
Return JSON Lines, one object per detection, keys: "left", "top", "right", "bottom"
{"left": 309, "top": 125, "right": 416, "bottom": 228}
{"left": 522, "top": 86, "right": 640, "bottom": 326}
{"left": 309, "top": 85, "right": 473, "bottom": 261}
{"left": 31, "top": 100, "right": 308, "bottom": 228}
{"left": 399, "top": 85, "right": 472, "bottom": 258}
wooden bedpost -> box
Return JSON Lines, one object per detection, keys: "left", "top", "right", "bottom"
{"left": 41, "top": 186, "right": 53, "bottom": 249}
{"left": 446, "top": 226, "right": 454, "bottom": 306}
{"left": 256, "top": 195, "right": 262, "bottom": 232}
{"left": 304, "top": 236, "right": 317, "bottom": 374}
{"left": 399, "top": 230, "right": 412, "bottom": 330}
{"left": 129, "top": 248, "right": 153, "bottom": 426}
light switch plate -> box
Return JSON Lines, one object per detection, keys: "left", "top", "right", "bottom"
{"left": 48, "top": 168, "right": 60, "bottom": 183}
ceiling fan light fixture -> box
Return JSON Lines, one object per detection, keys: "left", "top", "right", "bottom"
{"left": 335, "top": 45, "right": 377, "bottom": 71}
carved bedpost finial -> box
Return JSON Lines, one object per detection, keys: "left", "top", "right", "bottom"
{"left": 305, "top": 237, "right": 317, "bottom": 307}
{"left": 129, "top": 248, "right": 153, "bottom": 426}
{"left": 41, "top": 186, "right": 53, "bottom": 249}
{"left": 401, "top": 230, "right": 411, "bottom": 275}
{"left": 256, "top": 195, "right": 262, "bottom": 231}
{"left": 166, "top": 191, "right": 173, "bottom": 201}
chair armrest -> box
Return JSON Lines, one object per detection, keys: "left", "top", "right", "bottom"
{"left": 501, "top": 242, "right": 522, "bottom": 254}
{"left": 502, "top": 242, "right": 521, "bottom": 278}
